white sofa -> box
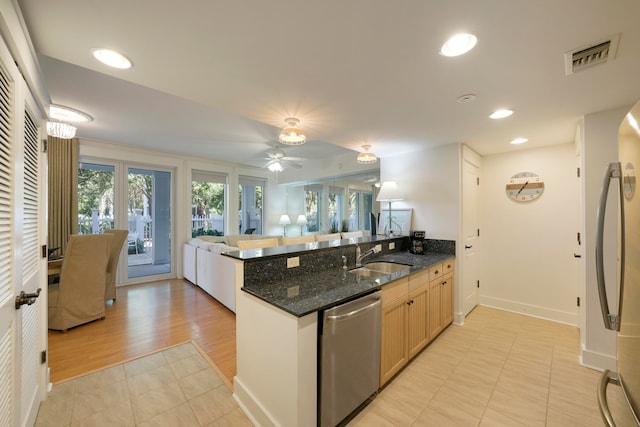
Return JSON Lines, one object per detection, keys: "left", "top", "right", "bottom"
{"left": 183, "top": 235, "right": 283, "bottom": 313}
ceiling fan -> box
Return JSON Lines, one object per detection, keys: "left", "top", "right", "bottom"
{"left": 263, "top": 147, "right": 304, "bottom": 171}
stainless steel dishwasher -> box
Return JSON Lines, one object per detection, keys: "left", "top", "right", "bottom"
{"left": 318, "top": 290, "right": 382, "bottom": 427}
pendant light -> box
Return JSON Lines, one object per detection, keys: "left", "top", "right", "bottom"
{"left": 279, "top": 118, "right": 306, "bottom": 145}
{"left": 357, "top": 145, "right": 377, "bottom": 164}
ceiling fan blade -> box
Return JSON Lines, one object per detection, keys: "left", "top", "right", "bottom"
{"left": 282, "top": 156, "right": 305, "bottom": 161}
{"left": 283, "top": 159, "right": 302, "bottom": 169}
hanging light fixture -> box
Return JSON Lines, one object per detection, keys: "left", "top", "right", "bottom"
{"left": 279, "top": 118, "right": 306, "bottom": 145}
{"left": 267, "top": 161, "right": 283, "bottom": 172}
{"left": 47, "top": 104, "right": 93, "bottom": 139}
{"left": 357, "top": 145, "right": 378, "bottom": 164}
{"left": 46, "top": 121, "right": 77, "bottom": 139}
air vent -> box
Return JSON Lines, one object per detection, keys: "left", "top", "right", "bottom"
{"left": 564, "top": 33, "right": 620, "bottom": 75}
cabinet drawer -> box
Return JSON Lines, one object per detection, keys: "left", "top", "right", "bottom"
{"left": 429, "top": 263, "right": 443, "bottom": 281}
{"left": 382, "top": 277, "right": 408, "bottom": 306}
{"left": 443, "top": 259, "right": 454, "bottom": 275}
{"left": 408, "top": 269, "right": 429, "bottom": 293}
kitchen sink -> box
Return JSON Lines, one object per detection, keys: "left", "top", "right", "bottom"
{"left": 363, "top": 262, "right": 411, "bottom": 274}
{"left": 347, "top": 267, "right": 388, "bottom": 278}
{"left": 348, "top": 262, "right": 411, "bottom": 278}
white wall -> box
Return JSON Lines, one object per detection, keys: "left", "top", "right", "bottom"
{"left": 381, "top": 143, "right": 461, "bottom": 240}
{"left": 479, "top": 143, "right": 580, "bottom": 325}
{"left": 581, "top": 105, "right": 630, "bottom": 370}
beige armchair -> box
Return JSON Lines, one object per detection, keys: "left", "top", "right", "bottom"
{"left": 48, "top": 234, "right": 112, "bottom": 331}
{"left": 237, "top": 237, "right": 280, "bottom": 250}
{"left": 104, "top": 229, "right": 127, "bottom": 302}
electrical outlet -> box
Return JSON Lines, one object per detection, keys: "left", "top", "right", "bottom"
{"left": 375, "top": 244, "right": 382, "bottom": 253}
{"left": 389, "top": 242, "right": 395, "bottom": 250}
{"left": 287, "top": 257, "right": 300, "bottom": 268}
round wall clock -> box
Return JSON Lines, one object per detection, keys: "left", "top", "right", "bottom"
{"left": 505, "top": 171, "right": 544, "bottom": 202}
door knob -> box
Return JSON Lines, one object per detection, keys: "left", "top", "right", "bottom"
{"left": 465, "top": 245, "right": 473, "bottom": 249}
{"left": 15, "top": 288, "right": 41, "bottom": 310}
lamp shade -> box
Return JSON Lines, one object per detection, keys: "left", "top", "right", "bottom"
{"left": 296, "top": 215, "right": 308, "bottom": 225}
{"left": 278, "top": 214, "right": 292, "bottom": 225}
{"left": 376, "top": 181, "right": 403, "bottom": 201}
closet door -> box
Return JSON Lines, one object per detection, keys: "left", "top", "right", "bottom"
{"left": 0, "top": 35, "right": 46, "bottom": 427}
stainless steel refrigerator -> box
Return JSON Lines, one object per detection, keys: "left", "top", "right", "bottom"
{"left": 596, "top": 100, "right": 640, "bottom": 426}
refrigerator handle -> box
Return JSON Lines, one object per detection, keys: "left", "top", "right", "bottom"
{"left": 597, "top": 369, "right": 620, "bottom": 427}
{"left": 595, "top": 162, "right": 624, "bottom": 331}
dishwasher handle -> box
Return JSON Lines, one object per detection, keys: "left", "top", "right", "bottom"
{"left": 326, "top": 298, "right": 380, "bottom": 321}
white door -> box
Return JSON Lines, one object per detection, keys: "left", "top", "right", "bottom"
{"left": 0, "top": 37, "right": 47, "bottom": 427}
{"left": 462, "top": 151, "right": 480, "bottom": 317}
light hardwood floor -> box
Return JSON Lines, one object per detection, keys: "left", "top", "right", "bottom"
{"left": 48, "top": 280, "right": 619, "bottom": 426}
{"left": 48, "top": 279, "right": 237, "bottom": 389}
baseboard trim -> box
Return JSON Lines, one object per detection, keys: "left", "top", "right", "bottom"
{"left": 580, "top": 346, "right": 616, "bottom": 372}
{"left": 479, "top": 296, "right": 577, "bottom": 326}
{"left": 233, "top": 376, "right": 277, "bottom": 427}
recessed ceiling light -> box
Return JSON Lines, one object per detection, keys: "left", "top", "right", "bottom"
{"left": 489, "top": 109, "right": 514, "bottom": 119}
{"left": 510, "top": 137, "right": 529, "bottom": 145}
{"left": 92, "top": 49, "right": 132, "bottom": 69}
{"left": 50, "top": 104, "right": 93, "bottom": 123}
{"left": 440, "top": 33, "right": 477, "bottom": 57}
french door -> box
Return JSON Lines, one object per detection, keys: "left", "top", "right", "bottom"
{"left": 78, "top": 161, "right": 173, "bottom": 284}
{"left": 0, "top": 37, "right": 47, "bottom": 426}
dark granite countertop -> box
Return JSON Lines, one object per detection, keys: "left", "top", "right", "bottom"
{"left": 241, "top": 251, "right": 454, "bottom": 317}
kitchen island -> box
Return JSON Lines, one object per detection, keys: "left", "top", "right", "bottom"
{"left": 225, "top": 237, "right": 454, "bottom": 427}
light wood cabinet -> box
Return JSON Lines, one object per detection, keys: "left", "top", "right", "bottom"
{"left": 380, "top": 278, "right": 408, "bottom": 386}
{"left": 428, "top": 262, "right": 454, "bottom": 339}
{"left": 379, "top": 258, "right": 454, "bottom": 387}
{"left": 407, "top": 269, "right": 429, "bottom": 359}
{"left": 441, "top": 272, "right": 453, "bottom": 326}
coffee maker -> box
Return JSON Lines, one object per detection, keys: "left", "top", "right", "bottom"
{"left": 410, "top": 230, "right": 426, "bottom": 254}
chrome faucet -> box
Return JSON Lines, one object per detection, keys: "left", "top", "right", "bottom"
{"left": 355, "top": 244, "right": 379, "bottom": 267}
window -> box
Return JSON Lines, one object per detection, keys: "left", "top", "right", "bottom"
{"left": 328, "top": 186, "right": 344, "bottom": 232}
{"left": 239, "top": 176, "right": 264, "bottom": 234}
{"left": 349, "top": 189, "right": 374, "bottom": 232}
{"left": 191, "top": 170, "right": 226, "bottom": 237}
{"left": 77, "top": 162, "right": 115, "bottom": 234}
{"left": 304, "top": 185, "right": 323, "bottom": 232}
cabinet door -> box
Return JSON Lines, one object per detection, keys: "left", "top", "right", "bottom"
{"left": 407, "top": 286, "right": 429, "bottom": 359}
{"left": 441, "top": 272, "right": 454, "bottom": 327}
{"left": 380, "top": 297, "right": 408, "bottom": 387}
{"left": 428, "top": 278, "right": 443, "bottom": 339}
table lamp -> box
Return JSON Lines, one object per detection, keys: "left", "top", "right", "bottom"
{"left": 296, "top": 215, "right": 308, "bottom": 235}
{"left": 376, "top": 181, "right": 403, "bottom": 236}
{"left": 279, "top": 214, "right": 291, "bottom": 236}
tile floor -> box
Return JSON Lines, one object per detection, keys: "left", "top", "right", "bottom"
{"left": 37, "top": 306, "right": 623, "bottom": 426}
{"left": 35, "top": 342, "right": 252, "bottom": 427}
{"left": 350, "top": 306, "right": 618, "bottom": 426}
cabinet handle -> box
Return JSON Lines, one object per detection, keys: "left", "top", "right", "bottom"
{"left": 447, "top": 264, "right": 451, "bottom": 268}
{"left": 434, "top": 270, "right": 439, "bottom": 275}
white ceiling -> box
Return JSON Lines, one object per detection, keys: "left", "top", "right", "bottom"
{"left": 17, "top": 0, "right": 640, "bottom": 169}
